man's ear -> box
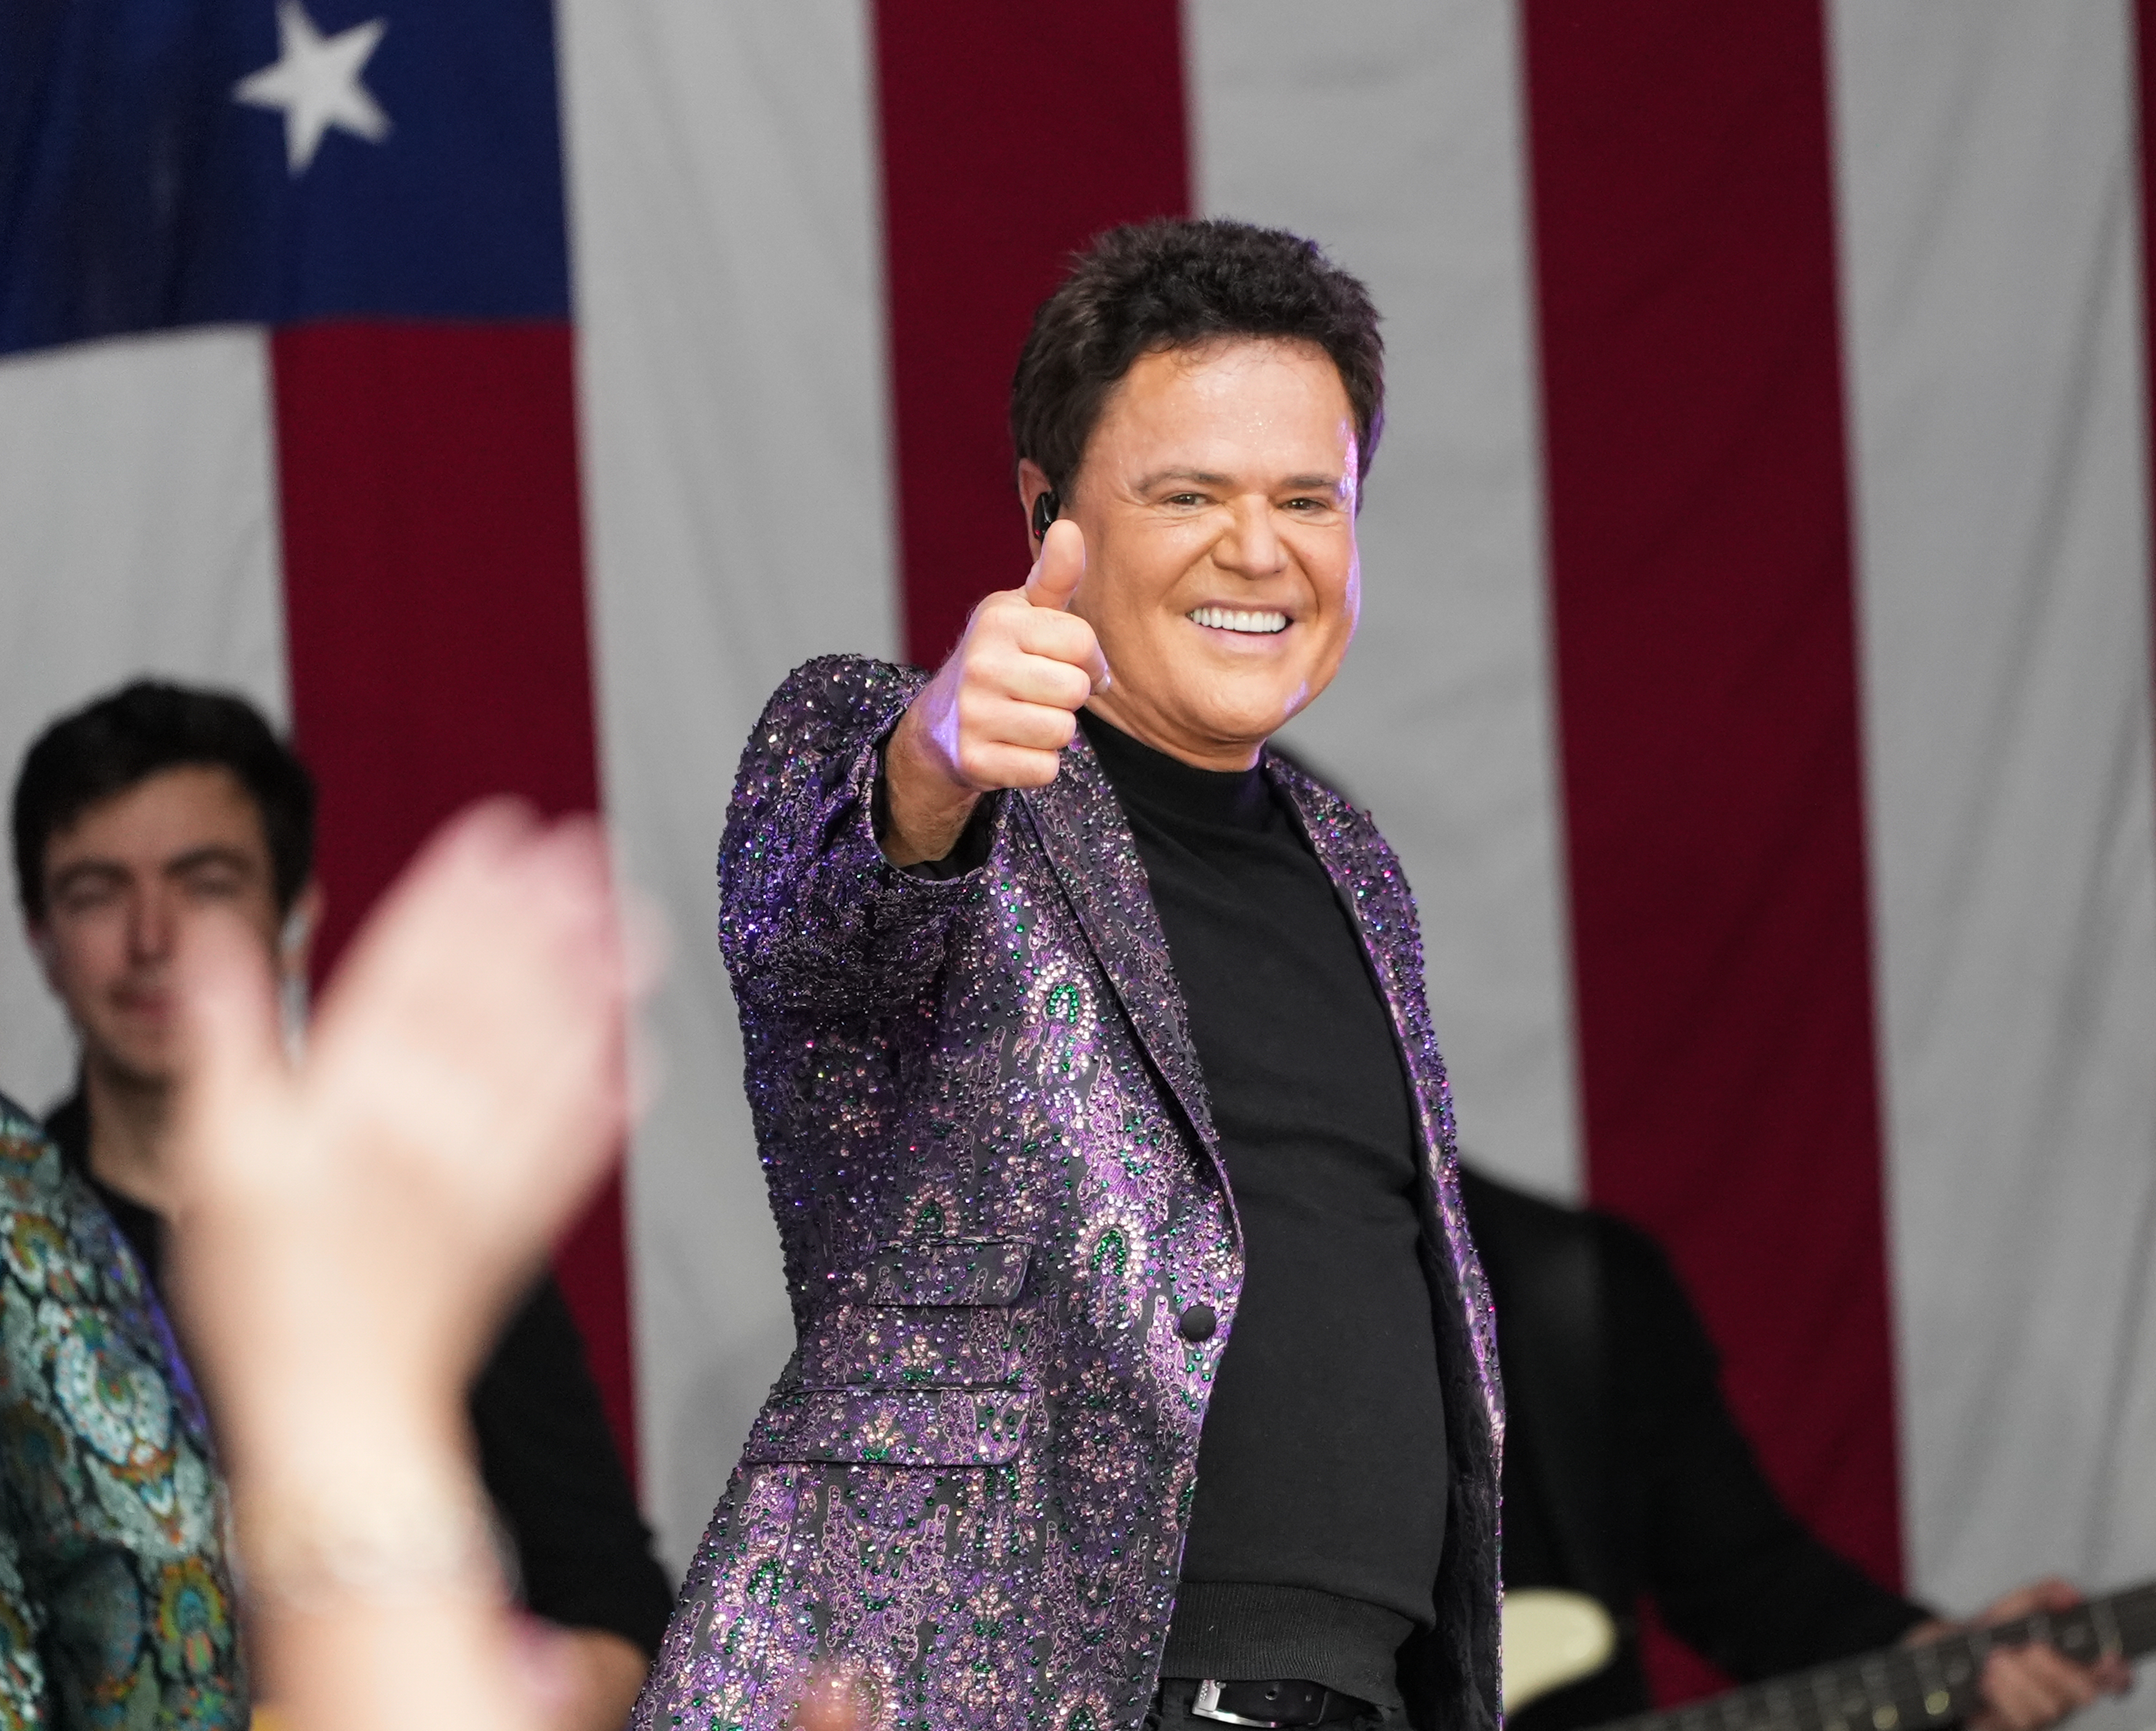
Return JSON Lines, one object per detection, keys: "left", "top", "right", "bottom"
{"left": 1018, "top": 460, "right": 1057, "bottom": 558}
{"left": 24, "top": 920, "right": 59, "bottom": 992}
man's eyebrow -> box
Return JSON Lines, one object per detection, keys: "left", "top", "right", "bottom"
{"left": 1134, "top": 469, "right": 1348, "bottom": 494}
{"left": 164, "top": 845, "right": 259, "bottom": 879}
{"left": 1135, "top": 468, "right": 1234, "bottom": 491}
{"left": 46, "top": 859, "right": 128, "bottom": 895}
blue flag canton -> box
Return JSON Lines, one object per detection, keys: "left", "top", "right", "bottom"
{"left": 1, "top": 0, "right": 572, "bottom": 355}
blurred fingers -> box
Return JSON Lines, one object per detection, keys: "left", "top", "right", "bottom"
{"left": 1977, "top": 1647, "right": 2103, "bottom": 1731}
{"left": 172, "top": 905, "right": 288, "bottom": 1201}
{"left": 1979, "top": 1579, "right": 2080, "bottom": 1625}
{"left": 301, "top": 802, "right": 651, "bottom": 1262}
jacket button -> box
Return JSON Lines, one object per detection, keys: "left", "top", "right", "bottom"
{"left": 1178, "top": 1303, "right": 1218, "bottom": 1342}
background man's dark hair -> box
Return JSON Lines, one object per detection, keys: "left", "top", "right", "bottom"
{"left": 1010, "top": 218, "right": 1386, "bottom": 496}
{"left": 11, "top": 680, "right": 317, "bottom": 921}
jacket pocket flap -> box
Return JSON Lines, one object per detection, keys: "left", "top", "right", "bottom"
{"left": 797, "top": 1304, "right": 1020, "bottom": 1390}
{"left": 741, "top": 1386, "right": 1035, "bottom": 1467}
{"left": 861, "top": 1239, "right": 1031, "bottom": 1306}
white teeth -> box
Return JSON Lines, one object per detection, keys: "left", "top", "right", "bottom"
{"left": 1188, "top": 606, "right": 1289, "bottom": 635}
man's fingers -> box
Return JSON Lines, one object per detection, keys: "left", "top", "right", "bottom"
{"left": 995, "top": 645, "right": 1097, "bottom": 715}
{"left": 1963, "top": 1577, "right": 2123, "bottom": 1731}
{"left": 303, "top": 803, "right": 643, "bottom": 1227}
{"left": 949, "top": 695, "right": 1078, "bottom": 773}
{"left": 1022, "top": 519, "right": 1086, "bottom": 612}
{"left": 171, "top": 909, "right": 287, "bottom": 1187}
{"left": 1011, "top": 606, "right": 1111, "bottom": 696}
{"left": 1977, "top": 1660, "right": 2057, "bottom": 1731}
{"left": 906, "top": 523, "right": 1106, "bottom": 817}
{"left": 1020, "top": 527, "right": 1113, "bottom": 688}
{"left": 957, "top": 742, "right": 1066, "bottom": 790}
{"left": 1075, "top": 628, "right": 1112, "bottom": 695}
{"left": 1977, "top": 1647, "right": 2104, "bottom": 1731}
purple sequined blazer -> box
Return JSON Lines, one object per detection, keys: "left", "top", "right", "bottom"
{"left": 634, "top": 657, "right": 1503, "bottom": 1731}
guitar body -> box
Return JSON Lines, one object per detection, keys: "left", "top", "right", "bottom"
{"left": 1506, "top": 1588, "right": 1623, "bottom": 1713}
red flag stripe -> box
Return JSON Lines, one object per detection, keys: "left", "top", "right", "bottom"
{"left": 2138, "top": 0, "right": 2156, "bottom": 722}
{"left": 1520, "top": 0, "right": 1902, "bottom": 1700}
{"left": 270, "top": 321, "right": 638, "bottom": 1476}
{"left": 872, "top": 0, "right": 1190, "bottom": 666}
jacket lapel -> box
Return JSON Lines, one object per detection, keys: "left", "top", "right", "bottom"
{"left": 1268, "top": 759, "right": 1448, "bottom": 1163}
{"left": 1015, "top": 735, "right": 1225, "bottom": 1180}
{"left": 1271, "top": 756, "right": 1506, "bottom": 1444}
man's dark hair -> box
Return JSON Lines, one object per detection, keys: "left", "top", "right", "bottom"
{"left": 1010, "top": 218, "right": 1385, "bottom": 495}
{"left": 11, "top": 680, "right": 316, "bottom": 921}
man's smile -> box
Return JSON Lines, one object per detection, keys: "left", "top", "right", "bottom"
{"left": 1186, "top": 605, "right": 1290, "bottom": 635}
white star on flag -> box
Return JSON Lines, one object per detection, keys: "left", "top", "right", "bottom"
{"left": 234, "top": 2, "right": 391, "bottom": 176}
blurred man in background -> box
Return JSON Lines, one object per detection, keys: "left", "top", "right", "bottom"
{"left": 9, "top": 679, "right": 674, "bottom": 1730}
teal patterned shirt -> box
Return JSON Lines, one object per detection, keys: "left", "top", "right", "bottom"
{"left": 0, "top": 1094, "right": 245, "bottom": 1727}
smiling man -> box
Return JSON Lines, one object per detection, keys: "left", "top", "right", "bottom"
{"left": 640, "top": 220, "right": 1498, "bottom": 1731}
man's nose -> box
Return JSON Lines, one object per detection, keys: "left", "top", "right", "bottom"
{"left": 129, "top": 888, "right": 177, "bottom": 961}
{"left": 1216, "top": 497, "right": 1289, "bottom": 578}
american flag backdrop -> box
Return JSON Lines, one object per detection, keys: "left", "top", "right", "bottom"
{"left": 3, "top": 3, "right": 2154, "bottom": 1718}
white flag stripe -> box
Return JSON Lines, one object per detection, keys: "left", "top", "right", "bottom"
{"left": 0, "top": 329, "right": 290, "bottom": 1112}
{"left": 556, "top": 0, "right": 901, "bottom": 1570}
{"left": 1828, "top": 0, "right": 2156, "bottom": 1652}
{"left": 1185, "top": 0, "right": 1581, "bottom": 1202}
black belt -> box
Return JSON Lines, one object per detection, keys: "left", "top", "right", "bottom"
{"left": 1190, "top": 1678, "right": 1373, "bottom": 1727}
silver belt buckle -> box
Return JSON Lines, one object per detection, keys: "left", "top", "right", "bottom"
{"left": 1191, "top": 1680, "right": 1288, "bottom": 1728}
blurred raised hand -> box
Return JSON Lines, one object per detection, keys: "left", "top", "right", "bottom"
{"left": 168, "top": 801, "right": 655, "bottom": 1731}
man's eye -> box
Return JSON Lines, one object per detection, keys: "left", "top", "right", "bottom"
{"left": 182, "top": 874, "right": 246, "bottom": 901}
{"left": 1164, "top": 492, "right": 1208, "bottom": 507}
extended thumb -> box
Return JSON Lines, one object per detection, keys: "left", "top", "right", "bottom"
{"left": 1024, "top": 519, "right": 1086, "bottom": 610}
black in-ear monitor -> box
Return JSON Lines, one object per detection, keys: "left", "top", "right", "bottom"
{"left": 1031, "top": 489, "right": 1060, "bottom": 542}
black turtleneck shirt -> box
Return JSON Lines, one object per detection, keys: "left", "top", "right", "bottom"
{"left": 1079, "top": 712, "right": 1447, "bottom": 1706}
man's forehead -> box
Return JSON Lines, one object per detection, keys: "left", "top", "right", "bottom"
{"left": 43, "top": 765, "right": 270, "bottom": 871}
{"left": 1099, "top": 343, "right": 1355, "bottom": 460}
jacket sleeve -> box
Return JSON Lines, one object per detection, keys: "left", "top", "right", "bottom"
{"left": 718, "top": 655, "right": 1008, "bottom": 1019}
{"left": 1614, "top": 1219, "right": 1929, "bottom": 1677}
{"left": 0, "top": 1523, "right": 50, "bottom": 1728}
{"left": 469, "top": 1276, "right": 674, "bottom": 1655}
{"left": 0, "top": 1178, "right": 53, "bottom": 1728}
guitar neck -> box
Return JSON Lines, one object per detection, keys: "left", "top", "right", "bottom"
{"left": 1595, "top": 1580, "right": 2156, "bottom": 1731}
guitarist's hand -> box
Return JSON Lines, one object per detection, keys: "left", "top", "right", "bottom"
{"left": 1906, "top": 1578, "right": 2132, "bottom": 1731}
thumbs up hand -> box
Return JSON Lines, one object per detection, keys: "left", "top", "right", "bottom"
{"left": 881, "top": 519, "right": 1111, "bottom": 866}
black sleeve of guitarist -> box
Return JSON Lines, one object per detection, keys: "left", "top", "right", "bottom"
{"left": 1609, "top": 1217, "right": 1928, "bottom": 1680}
